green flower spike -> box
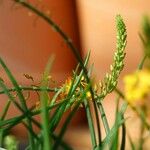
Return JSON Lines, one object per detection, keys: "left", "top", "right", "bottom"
{"left": 99, "top": 15, "right": 127, "bottom": 99}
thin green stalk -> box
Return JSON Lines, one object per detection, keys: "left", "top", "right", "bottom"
{"left": 0, "top": 98, "right": 73, "bottom": 128}
{"left": 101, "top": 102, "right": 128, "bottom": 148}
{"left": 87, "top": 62, "right": 102, "bottom": 146}
{"left": 48, "top": 63, "right": 82, "bottom": 132}
{"left": 0, "top": 81, "right": 25, "bottom": 112}
{"left": 0, "top": 86, "right": 57, "bottom": 95}
{"left": 0, "top": 115, "right": 25, "bottom": 129}
{"left": 0, "top": 80, "right": 38, "bottom": 144}
{"left": 0, "top": 57, "right": 35, "bottom": 149}
{"left": 0, "top": 57, "right": 28, "bottom": 111}
{"left": 48, "top": 53, "right": 92, "bottom": 133}
{"left": 26, "top": 114, "right": 72, "bottom": 150}
{"left": 22, "top": 122, "right": 41, "bottom": 142}
{"left": 84, "top": 99, "right": 97, "bottom": 149}
{"left": 111, "top": 96, "right": 120, "bottom": 150}
{"left": 51, "top": 134, "right": 73, "bottom": 150}
{"left": 3, "top": 113, "right": 72, "bottom": 150}
{"left": 49, "top": 101, "right": 70, "bottom": 132}
{"left": 0, "top": 100, "right": 11, "bottom": 121}
{"left": 13, "top": 2, "right": 100, "bottom": 146}
{"left": 97, "top": 102, "right": 110, "bottom": 135}
{"left": 13, "top": 0, "right": 83, "bottom": 67}
{"left": 115, "top": 88, "right": 149, "bottom": 149}
{"left": 0, "top": 130, "right": 3, "bottom": 147}
{"left": 4, "top": 113, "right": 71, "bottom": 150}
{"left": 120, "top": 117, "right": 126, "bottom": 150}
{"left": 0, "top": 100, "right": 11, "bottom": 146}
{"left": 139, "top": 121, "right": 144, "bottom": 150}
{"left": 53, "top": 99, "right": 82, "bottom": 150}
{"left": 4, "top": 117, "right": 41, "bottom": 144}
{"left": 138, "top": 54, "right": 147, "bottom": 70}
{"left": 93, "top": 100, "right": 102, "bottom": 146}
{"left": 115, "top": 88, "right": 125, "bottom": 99}
{"left": 49, "top": 88, "right": 63, "bottom": 106}
{"left": 139, "top": 106, "right": 146, "bottom": 150}
{"left": 41, "top": 90, "right": 51, "bottom": 150}
{"left": 115, "top": 88, "right": 150, "bottom": 130}
{"left": 53, "top": 85, "right": 91, "bottom": 149}
{"left": 0, "top": 81, "right": 36, "bottom": 143}
{"left": 49, "top": 74, "right": 84, "bottom": 131}
{"left": 40, "top": 56, "right": 55, "bottom": 150}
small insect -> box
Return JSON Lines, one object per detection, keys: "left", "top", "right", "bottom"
{"left": 23, "top": 73, "right": 34, "bottom": 82}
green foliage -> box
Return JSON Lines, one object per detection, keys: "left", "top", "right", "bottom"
{"left": 0, "top": 1, "right": 132, "bottom": 150}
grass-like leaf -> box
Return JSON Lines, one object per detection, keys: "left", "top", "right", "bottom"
{"left": 120, "top": 118, "right": 126, "bottom": 150}
{"left": 0, "top": 57, "right": 35, "bottom": 149}
{"left": 111, "top": 96, "right": 120, "bottom": 150}
{"left": 101, "top": 102, "right": 127, "bottom": 149}
{"left": 40, "top": 55, "right": 55, "bottom": 150}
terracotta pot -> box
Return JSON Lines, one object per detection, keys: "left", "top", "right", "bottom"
{"left": 0, "top": 0, "right": 80, "bottom": 76}
{"left": 76, "top": 0, "right": 150, "bottom": 148}
{"left": 0, "top": 0, "right": 85, "bottom": 140}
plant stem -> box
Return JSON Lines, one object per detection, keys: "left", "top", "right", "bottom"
{"left": 0, "top": 100, "right": 11, "bottom": 146}
{"left": 0, "top": 57, "right": 35, "bottom": 149}
{"left": 97, "top": 102, "right": 110, "bottom": 135}
{"left": 120, "top": 117, "right": 126, "bottom": 150}
{"left": 13, "top": 1, "right": 102, "bottom": 148}
{"left": 0, "top": 100, "right": 11, "bottom": 121}
{"left": 139, "top": 121, "right": 144, "bottom": 150}
{"left": 40, "top": 57, "right": 54, "bottom": 150}
{"left": 0, "top": 97, "right": 72, "bottom": 128}
{"left": 84, "top": 99, "right": 97, "bottom": 149}
{"left": 115, "top": 88, "right": 150, "bottom": 130}
{"left": 0, "top": 86, "right": 57, "bottom": 95}
{"left": 53, "top": 100, "right": 82, "bottom": 150}
{"left": 0, "top": 130, "right": 3, "bottom": 147}
{"left": 138, "top": 54, "right": 147, "bottom": 70}
{"left": 13, "top": 0, "right": 82, "bottom": 66}
{"left": 93, "top": 100, "right": 102, "bottom": 146}
{"left": 115, "top": 88, "right": 125, "bottom": 99}
{"left": 139, "top": 106, "right": 146, "bottom": 150}
{"left": 41, "top": 91, "right": 51, "bottom": 150}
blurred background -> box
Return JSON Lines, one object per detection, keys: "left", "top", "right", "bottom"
{"left": 0, "top": 0, "right": 150, "bottom": 149}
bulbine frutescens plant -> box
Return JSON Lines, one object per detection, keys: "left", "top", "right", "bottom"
{"left": 0, "top": 1, "right": 128, "bottom": 150}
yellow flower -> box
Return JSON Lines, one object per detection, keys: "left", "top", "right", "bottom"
{"left": 86, "top": 91, "right": 92, "bottom": 99}
{"left": 59, "top": 77, "right": 75, "bottom": 100}
{"left": 123, "top": 70, "right": 150, "bottom": 105}
{"left": 64, "top": 77, "right": 72, "bottom": 95}
{"left": 60, "top": 76, "right": 95, "bottom": 100}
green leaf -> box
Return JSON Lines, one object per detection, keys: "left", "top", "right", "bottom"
{"left": 40, "top": 55, "right": 55, "bottom": 150}
{"left": 101, "top": 102, "right": 127, "bottom": 149}
{"left": 52, "top": 100, "right": 82, "bottom": 150}
{"left": 0, "top": 100, "right": 11, "bottom": 121}
{"left": 0, "top": 57, "right": 35, "bottom": 149}
{"left": 0, "top": 57, "right": 27, "bottom": 111}
{"left": 111, "top": 96, "right": 120, "bottom": 150}
{"left": 120, "top": 119, "right": 126, "bottom": 150}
